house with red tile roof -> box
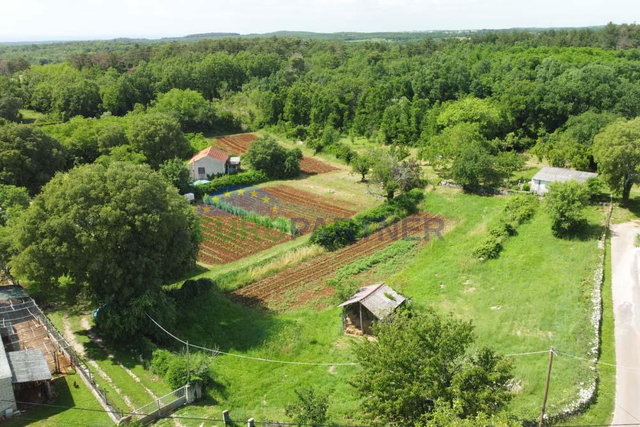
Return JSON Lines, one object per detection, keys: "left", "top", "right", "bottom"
{"left": 188, "top": 146, "right": 240, "bottom": 181}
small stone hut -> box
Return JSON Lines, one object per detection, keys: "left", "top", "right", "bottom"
{"left": 338, "top": 283, "right": 406, "bottom": 336}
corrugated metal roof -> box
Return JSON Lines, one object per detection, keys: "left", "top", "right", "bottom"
{"left": 0, "top": 342, "right": 12, "bottom": 381}
{"left": 339, "top": 283, "right": 406, "bottom": 319}
{"left": 532, "top": 167, "right": 598, "bottom": 183}
{"left": 7, "top": 350, "right": 52, "bottom": 384}
{"left": 190, "top": 146, "right": 230, "bottom": 164}
{"left": 0, "top": 286, "right": 29, "bottom": 302}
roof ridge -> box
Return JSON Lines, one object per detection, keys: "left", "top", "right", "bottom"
{"left": 360, "top": 283, "right": 386, "bottom": 303}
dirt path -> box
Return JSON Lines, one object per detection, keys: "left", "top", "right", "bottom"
{"left": 80, "top": 316, "right": 158, "bottom": 401}
{"left": 61, "top": 315, "right": 137, "bottom": 410}
{"left": 610, "top": 222, "right": 640, "bottom": 425}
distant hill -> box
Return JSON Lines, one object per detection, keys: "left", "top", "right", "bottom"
{"left": 0, "top": 25, "right": 604, "bottom": 45}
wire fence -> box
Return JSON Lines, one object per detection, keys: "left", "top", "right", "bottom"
{"left": 0, "top": 298, "right": 126, "bottom": 423}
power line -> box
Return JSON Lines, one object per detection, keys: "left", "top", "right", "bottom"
{"left": 146, "top": 313, "right": 359, "bottom": 366}
{"left": 555, "top": 350, "right": 640, "bottom": 372}
{"left": 504, "top": 350, "right": 550, "bottom": 357}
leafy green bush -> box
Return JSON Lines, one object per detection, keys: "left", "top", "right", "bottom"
{"left": 150, "top": 349, "right": 214, "bottom": 389}
{"left": 472, "top": 235, "right": 504, "bottom": 260}
{"left": 503, "top": 194, "right": 538, "bottom": 225}
{"left": 310, "top": 219, "right": 362, "bottom": 251}
{"left": 546, "top": 181, "right": 589, "bottom": 237}
{"left": 585, "top": 177, "right": 608, "bottom": 201}
{"left": 243, "top": 136, "right": 303, "bottom": 179}
{"left": 195, "top": 170, "right": 269, "bottom": 195}
{"left": 313, "top": 189, "right": 424, "bottom": 251}
{"left": 487, "top": 220, "right": 511, "bottom": 238}
{"left": 285, "top": 387, "right": 329, "bottom": 427}
{"left": 473, "top": 194, "right": 537, "bottom": 260}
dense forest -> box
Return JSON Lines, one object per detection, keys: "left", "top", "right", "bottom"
{"left": 1, "top": 23, "right": 640, "bottom": 204}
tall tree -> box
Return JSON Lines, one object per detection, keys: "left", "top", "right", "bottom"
{"left": 11, "top": 162, "right": 199, "bottom": 340}
{"left": 370, "top": 147, "right": 424, "bottom": 200}
{"left": 128, "top": 113, "right": 191, "bottom": 168}
{"left": 593, "top": 117, "right": 640, "bottom": 202}
{"left": 352, "top": 310, "right": 513, "bottom": 426}
{"left": 545, "top": 181, "right": 590, "bottom": 237}
{"left": 0, "top": 124, "right": 67, "bottom": 195}
{"left": 243, "top": 136, "right": 302, "bottom": 179}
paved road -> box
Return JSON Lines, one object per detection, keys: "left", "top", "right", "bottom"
{"left": 611, "top": 222, "right": 640, "bottom": 425}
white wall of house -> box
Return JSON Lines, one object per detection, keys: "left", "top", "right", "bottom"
{"left": 190, "top": 157, "right": 227, "bottom": 181}
{"left": 530, "top": 179, "right": 550, "bottom": 195}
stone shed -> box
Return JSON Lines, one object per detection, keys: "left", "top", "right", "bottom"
{"left": 338, "top": 283, "right": 407, "bottom": 336}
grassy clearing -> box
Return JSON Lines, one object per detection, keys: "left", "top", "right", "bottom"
{"left": 259, "top": 170, "right": 381, "bottom": 211}
{"left": 161, "top": 286, "right": 360, "bottom": 423}
{"left": 391, "top": 191, "right": 604, "bottom": 419}
{"left": 162, "top": 188, "right": 604, "bottom": 423}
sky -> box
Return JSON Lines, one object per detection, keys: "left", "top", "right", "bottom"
{"left": 0, "top": 0, "right": 637, "bottom": 42}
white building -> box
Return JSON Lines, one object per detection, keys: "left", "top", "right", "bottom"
{"left": 188, "top": 146, "right": 240, "bottom": 181}
{"left": 530, "top": 167, "right": 598, "bottom": 195}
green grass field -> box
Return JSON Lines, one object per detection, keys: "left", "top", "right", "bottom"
{"left": 158, "top": 188, "right": 607, "bottom": 424}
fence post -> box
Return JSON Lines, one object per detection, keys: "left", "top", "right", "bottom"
{"left": 223, "top": 410, "right": 231, "bottom": 426}
{"left": 247, "top": 418, "right": 255, "bottom": 427}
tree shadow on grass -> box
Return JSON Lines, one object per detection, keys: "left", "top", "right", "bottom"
{"left": 173, "top": 283, "right": 287, "bottom": 354}
{"left": 80, "top": 282, "right": 286, "bottom": 365}
{"left": 557, "top": 221, "right": 604, "bottom": 242}
{"left": 620, "top": 197, "right": 640, "bottom": 219}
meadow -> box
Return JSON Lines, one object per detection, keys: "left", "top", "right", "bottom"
{"left": 152, "top": 188, "right": 608, "bottom": 424}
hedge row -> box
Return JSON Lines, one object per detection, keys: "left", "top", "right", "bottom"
{"left": 473, "top": 194, "right": 538, "bottom": 260}
{"left": 150, "top": 349, "right": 214, "bottom": 389}
{"left": 194, "top": 170, "right": 269, "bottom": 197}
{"left": 310, "top": 189, "right": 424, "bottom": 251}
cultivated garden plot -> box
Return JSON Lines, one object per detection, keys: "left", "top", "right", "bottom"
{"left": 198, "top": 215, "right": 291, "bottom": 265}
{"left": 232, "top": 212, "right": 439, "bottom": 308}
{"left": 196, "top": 186, "right": 356, "bottom": 265}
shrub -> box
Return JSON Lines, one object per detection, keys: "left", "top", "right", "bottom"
{"left": 285, "top": 387, "right": 329, "bottom": 427}
{"left": 473, "top": 235, "right": 504, "bottom": 260}
{"left": 522, "top": 182, "right": 530, "bottom": 191}
{"left": 243, "top": 136, "right": 302, "bottom": 179}
{"left": 195, "top": 170, "right": 268, "bottom": 195}
{"left": 585, "top": 177, "right": 607, "bottom": 201}
{"left": 326, "top": 143, "right": 356, "bottom": 164}
{"left": 310, "top": 219, "right": 362, "bottom": 251}
{"left": 546, "top": 181, "right": 589, "bottom": 237}
{"left": 150, "top": 349, "right": 213, "bottom": 389}
{"left": 487, "top": 220, "right": 511, "bottom": 238}
{"left": 503, "top": 194, "right": 538, "bottom": 225}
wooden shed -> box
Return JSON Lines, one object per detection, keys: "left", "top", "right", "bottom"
{"left": 338, "top": 283, "right": 406, "bottom": 336}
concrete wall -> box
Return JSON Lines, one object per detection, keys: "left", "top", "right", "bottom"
{"left": 190, "top": 157, "right": 226, "bottom": 181}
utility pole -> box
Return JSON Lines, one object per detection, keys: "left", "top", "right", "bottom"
{"left": 186, "top": 341, "right": 190, "bottom": 385}
{"left": 539, "top": 347, "right": 555, "bottom": 426}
